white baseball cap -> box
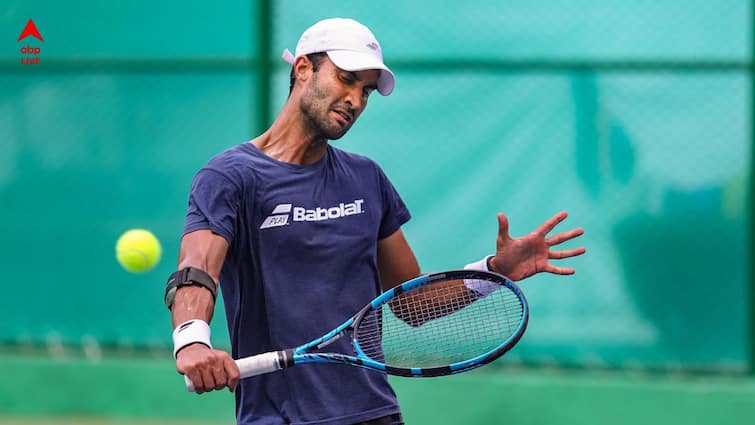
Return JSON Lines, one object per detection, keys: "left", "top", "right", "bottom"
{"left": 282, "top": 18, "right": 395, "bottom": 96}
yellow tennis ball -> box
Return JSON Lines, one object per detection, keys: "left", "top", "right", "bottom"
{"left": 116, "top": 229, "right": 162, "bottom": 273}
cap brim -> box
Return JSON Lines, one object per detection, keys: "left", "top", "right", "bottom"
{"left": 326, "top": 50, "right": 395, "bottom": 96}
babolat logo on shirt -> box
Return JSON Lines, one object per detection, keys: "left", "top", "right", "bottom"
{"left": 260, "top": 199, "right": 364, "bottom": 229}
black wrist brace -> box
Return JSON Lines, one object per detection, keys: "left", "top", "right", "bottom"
{"left": 164, "top": 267, "right": 218, "bottom": 311}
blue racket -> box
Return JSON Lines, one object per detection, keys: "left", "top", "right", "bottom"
{"left": 185, "top": 270, "right": 528, "bottom": 391}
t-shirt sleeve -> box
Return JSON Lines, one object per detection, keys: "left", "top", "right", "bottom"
{"left": 376, "top": 166, "right": 411, "bottom": 240}
{"left": 183, "top": 168, "right": 241, "bottom": 245}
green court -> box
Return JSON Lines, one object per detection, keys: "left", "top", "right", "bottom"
{"left": 2, "top": 353, "right": 755, "bottom": 425}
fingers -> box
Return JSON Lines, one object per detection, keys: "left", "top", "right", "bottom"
{"left": 185, "top": 370, "right": 204, "bottom": 394}
{"left": 200, "top": 363, "right": 219, "bottom": 393}
{"left": 546, "top": 228, "right": 584, "bottom": 246}
{"left": 177, "top": 346, "right": 236, "bottom": 394}
{"left": 535, "top": 211, "right": 568, "bottom": 236}
{"left": 543, "top": 264, "right": 576, "bottom": 275}
{"left": 496, "top": 213, "right": 510, "bottom": 241}
{"left": 210, "top": 361, "right": 227, "bottom": 391}
{"left": 224, "top": 355, "right": 241, "bottom": 393}
{"left": 549, "top": 247, "right": 586, "bottom": 259}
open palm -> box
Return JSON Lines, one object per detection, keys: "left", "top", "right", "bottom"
{"left": 490, "top": 211, "right": 586, "bottom": 281}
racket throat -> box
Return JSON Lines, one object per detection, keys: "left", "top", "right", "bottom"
{"left": 313, "top": 331, "right": 345, "bottom": 350}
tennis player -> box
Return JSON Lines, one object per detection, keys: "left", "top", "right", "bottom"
{"left": 166, "top": 17, "right": 585, "bottom": 425}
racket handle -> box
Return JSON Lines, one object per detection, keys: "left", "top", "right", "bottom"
{"left": 185, "top": 350, "right": 290, "bottom": 392}
{"left": 185, "top": 374, "right": 196, "bottom": 392}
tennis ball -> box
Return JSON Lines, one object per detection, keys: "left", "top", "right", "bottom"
{"left": 116, "top": 229, "right": 162, "bottom": 273}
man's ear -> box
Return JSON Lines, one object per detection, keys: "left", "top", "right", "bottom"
{"left": 294, "top": 55, "right": 314, "bottom": 84}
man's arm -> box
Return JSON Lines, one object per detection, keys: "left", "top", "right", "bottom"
{"left": 376, "top": 229, "right": 420, "bottom": 292}
{"left": 375, "top": 213, "right": 585, "bottom": 326}
{"left": 173, "top": 229, "right": 227, "bottom": 325}
{"left": 377, "top": 228, "right": 476, "bottom": 327}
{"left": 171, "top": 229, "right": 239, "bottom": 393}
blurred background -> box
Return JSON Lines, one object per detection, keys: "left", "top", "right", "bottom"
{"left": 1, "top": 0, "right": 753, "bottom": 424}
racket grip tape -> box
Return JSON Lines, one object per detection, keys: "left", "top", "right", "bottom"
{"left": 184, "top": 350, "right": 293, "bottom": 392}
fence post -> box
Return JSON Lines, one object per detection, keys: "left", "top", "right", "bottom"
{"left": 255, "top": 0, "right": 273, "bottom": 135}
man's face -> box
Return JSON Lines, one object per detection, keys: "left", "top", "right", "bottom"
{"left": 299, "top": 57, "right": 380, "bottom": 140}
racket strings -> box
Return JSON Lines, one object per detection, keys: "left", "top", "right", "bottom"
{"left": 355, "top": 280, "right": 524, "bottom": 368}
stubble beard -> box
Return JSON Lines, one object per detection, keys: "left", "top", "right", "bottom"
{"left": 299, "top": 74, "right": 352, "bottom": 141}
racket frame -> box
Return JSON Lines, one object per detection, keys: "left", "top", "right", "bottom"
{"left": 293, "top": 270, "right": 529, "bottom": 377}
{"left": 186, "top": 270, "right": 529, "bottom": 390}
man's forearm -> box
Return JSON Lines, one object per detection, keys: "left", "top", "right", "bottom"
{"left": 171, "top": 285, "right": 216, "bottom": 327}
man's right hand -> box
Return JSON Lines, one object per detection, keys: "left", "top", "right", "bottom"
{"left": 176, "top": 343, "right": 240, "bottom": 393}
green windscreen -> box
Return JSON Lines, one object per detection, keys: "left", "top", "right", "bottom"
{"left": 0, "top": 0, "right": 750, "bottom": 372}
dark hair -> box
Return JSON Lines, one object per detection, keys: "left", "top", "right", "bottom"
{"left": 289, "top": 52, "right": 328, "bottom": 95}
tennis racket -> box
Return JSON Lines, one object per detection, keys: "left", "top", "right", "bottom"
{"left": 185, "top": 270, "right": 528, "bottom": 391}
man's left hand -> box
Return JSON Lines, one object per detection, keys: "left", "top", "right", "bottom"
{"left": 489, "top": 211, "right": 586, "bottom": 281}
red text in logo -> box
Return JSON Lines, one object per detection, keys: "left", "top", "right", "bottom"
{"left": 18, "top": 19, "right": 44, "bottom": 65}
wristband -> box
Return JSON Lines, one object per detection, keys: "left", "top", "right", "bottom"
{"left": 173, "top": 319, "right": 213, "bottom": 358}
{"left": 463, "top": 255, "right": 498, "bottom": 297}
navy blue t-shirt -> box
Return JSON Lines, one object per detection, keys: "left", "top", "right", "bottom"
{"left": 183, "top": 142, "right": 411, "bottom": 425}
